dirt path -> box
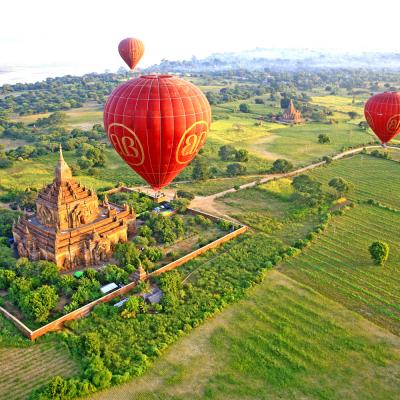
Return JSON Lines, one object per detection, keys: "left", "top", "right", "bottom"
{"left": 189, "top": 145, "right": 399, "bottom": 216}
{"left": 130, "top": 145, "right": 399, "bottom": 218}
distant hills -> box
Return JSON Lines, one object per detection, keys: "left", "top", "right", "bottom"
{"left": 144, "top": 48, "right": 400, "bottom": 73}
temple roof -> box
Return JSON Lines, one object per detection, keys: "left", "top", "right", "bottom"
{"left": 55, "top": 145, "right": 72, "bottom": 183}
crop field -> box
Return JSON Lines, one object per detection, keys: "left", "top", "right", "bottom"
{"left": 218, "top": 182, "right": 321, "bottom": 245}
{"left": 310, "top": 95, "right": 366, "bottom": 115}
{"left": 280, "top": 203, "right": 400, "bottom": 335}
{"left": 88, "top": 270, "right": 400, "bottom": 400}
{"left": 309, "top": 154, "right": 400, "bottom": 209}
{"left": 0, "top": 335, "right": 79, "bottom": 400}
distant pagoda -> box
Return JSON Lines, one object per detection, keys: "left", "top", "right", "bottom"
{"left": 13, "top": 146, "right": 136, "bottom": 271}
{"left": 279, "top": 100, "right": 304, "bottom": 124}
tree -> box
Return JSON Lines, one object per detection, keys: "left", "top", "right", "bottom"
{"left": 292, "top": 175, "right": 322, "bottom": 194}
{"left": 348, "top": 111, "right": 359, "bottom": 120}
{"left": 235, "top": 149, "right": 249, "bottom": 162}
{"left": 369, "top": 241, "right": 389, "bottom": 266}
{"left": 239, "top": 103, "right": 250, "bottom": 113}
{"left": 226, "top": 163, "right": 247, "bottom": 176}
{"left": 99, "top": 264, "right": 128, "bottom": 284}
{"left": 170, "top": 198, "right": 190, "bottom": 213}
{"left": 255, "top": 98, "right": 265, "bottom": 104}
{"left": 218, "top": 145, "right": 236, "bottom": 161}
{"left": 159, "top": 270, "right": 185, "bottom": 311}
{"left": 121, "top": 296, "right": 146, "bottom": 319}
{"left": 280, "top": 98, "right": 290, "bottom": 109}
{"left": 22, "top": 285, "right": 59, "bottom": 323}
{"left": 318, "top": 134, "right": 330, "bottom": 144}
{"left": 192, "top": 158, "right": 210, "bottom": 181}
{"left": 114, "top": 242, "right": 141, "bottom": 268}
{"left": 176, "top": 190, "right": 194, "bottom": 200}
{"left": 270, "top": 159, "right": 293, "bottom": 173}
{"left": 328, "top": 177, "right": 350, "bottom": 197}
{"left": 0, "top": 269, "right": 16, "bottom": 289}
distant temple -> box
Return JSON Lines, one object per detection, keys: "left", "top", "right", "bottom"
{"left": 279, "top": 100, "right": 304, "bottom": 124}
{"left": 13, "top": 146, "right": 136, "bottom": 271}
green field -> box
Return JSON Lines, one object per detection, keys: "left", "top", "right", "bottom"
{"left": 280, "top": 203, "right": 400, "bottom": 335}
{"left": 14, "top": 102, "right": 103, "bottom": 129}
{"left": 88, "top": 271, "right": 400, "bottom": 400}
{"left": 217, "top": 179, "right": 322, "bottom": 245}
{"left": 0, "top": 315, "right": 78, "bottom": 400}
{"left": 309, "top": 155, "right": 400, "bottom": 209}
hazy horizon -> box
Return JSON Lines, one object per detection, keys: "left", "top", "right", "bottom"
{"left": 1, "top": 0, "right": 400, "bottom": 75}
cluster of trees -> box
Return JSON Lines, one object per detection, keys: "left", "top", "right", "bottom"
{"left": 32, "top": 233, "right": 297, "bottom": 399}
{"left": 291, "top": 175, "right": 327, "bottom": 207}
{"left": 270, "top": 159, "right": 293, "bottom": 173}
{"left": 0, "top": 73, "right": 121, "bottom": 115}
{"left": 108, "top": 191, "right": 156, "bottom": 215}
{"left": 0, "top": 187, "right": 37, "bottom": 211}
{"left": 218, "top": 145, "right": 249, "bottom": 162}
{"left": 0, "top": 113, "right": 107, "bottom": 169}
{"left": 146, "top": 213, "right": 185, "bottom": 244}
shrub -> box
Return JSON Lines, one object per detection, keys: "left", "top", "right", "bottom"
{"left": 369, "top": 241, "right": 389, "bottom": 266}
{"left": 176, "top": 190, "right": 195, "bottom": 200}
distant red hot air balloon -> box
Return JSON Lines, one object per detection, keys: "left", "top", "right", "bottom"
{"left": 104, "top": 75, "right": 211, "bottom": 190}
{"left": 364, "top": 92, "right": 400, "bottom": 144}
{"left": 118, "top": 38, "right": 145, "bottom": 70}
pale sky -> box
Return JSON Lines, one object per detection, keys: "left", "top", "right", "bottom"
{"left": 1, "top": 0, "right": 399, "bottom": 73}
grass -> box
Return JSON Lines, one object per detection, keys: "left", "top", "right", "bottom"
{"left": 0, "top": 148, "right": 146, "bottom": 195}
{"left": 280, "top": 203, "right": 400, "bottom": 336}
{"left": 0, "top": 333, "right": 79, "bottom": 400}
{"left": 87, "top": 271, "right": 400, "bottom": 400}
{"left": 309, "top": 154, "right": 400, "bottom": 209}
{"left": 218, "top": 183, "right": 321, "bottom": 245}
{"left": 14, "top": 102, "right": 103, "bottom": 129}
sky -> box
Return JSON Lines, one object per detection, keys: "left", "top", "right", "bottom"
{"left": 1, "top": 0, "right": 400, "bottom": 74}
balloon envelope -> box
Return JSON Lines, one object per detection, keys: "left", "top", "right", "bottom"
{"left": 118, "top": 38, "right": 145, "bottom": 70}
{"left": 104, "top": 75, "right": 211, "bottom": 190}
{"left": 364, "top": 92, "right": 400, "bottom": 144}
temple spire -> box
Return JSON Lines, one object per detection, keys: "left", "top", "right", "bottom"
{"left": 55, "top": 144, "right": 72, "bottom": 183}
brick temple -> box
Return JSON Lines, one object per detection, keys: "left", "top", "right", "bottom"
{"left": 279, "top": 100, "right": 304, "bottom": 124}
{"left": 12, "top": 146, "right": 136, "bottom": 271}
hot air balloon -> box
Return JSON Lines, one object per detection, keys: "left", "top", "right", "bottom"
{"left": 364, "top": 92, "right": 400, "bottom": 144}
{"left": 118, "top": 38, "right": 145, "bottom": 70}
{"left": 104, "top": 74, "right": 211, "bottom": 190}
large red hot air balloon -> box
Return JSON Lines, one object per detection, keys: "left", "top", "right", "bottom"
{"left": 364, "top": 92, "right": 400, "bottom": 144}
{"left": 104, "top": 75, "right": 211, "bottom": 190}
{"left": 118, "top": 38, "right": 145, "bottom": 70}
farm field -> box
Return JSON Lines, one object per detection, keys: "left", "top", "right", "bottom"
{"left": 217, "top": 180, "right": 322, "bottom": 245}
{"left": 280, "top": 203, "right": 400, "bottom": 335}
{"left": 88, "top": 270, "right": 400, "bottom": 400}
{"left": 0, "top": 315, "right": 79, "bottom": 400}
{"left": 309, "top": 154, "right": 400, "bottom": 209}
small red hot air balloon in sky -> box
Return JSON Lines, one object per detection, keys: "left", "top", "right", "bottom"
{"left": 104, "top": 74, "right": 211, "bottom": 190}
{"left": 118, "top": 38, "right": 145, "bottom": 70}
{"left": 364, "top": 92, "right": 400, "bottom": 144}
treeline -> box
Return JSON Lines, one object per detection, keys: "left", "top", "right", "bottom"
{"left": 0, "top": 73, "right": 124, "bottom": 115}
{"left": 0, "top": 112, "right": 107, "bottom": 172}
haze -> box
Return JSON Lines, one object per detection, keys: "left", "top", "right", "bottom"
{"left": 1, "top": 0, "right": 399, "bottom": 73}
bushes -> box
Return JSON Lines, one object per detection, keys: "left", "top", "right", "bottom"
{"left": 99, "top": 265, "right": 128, "bottom": 285}
{"left": 270, "top": 159, "right": 293, "bottom": 173}
{"left": 176, "top": 190, "right": 195, "bottom": 200}
{"left": 369, "top": 241, "right": 389, "bottom": 266}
